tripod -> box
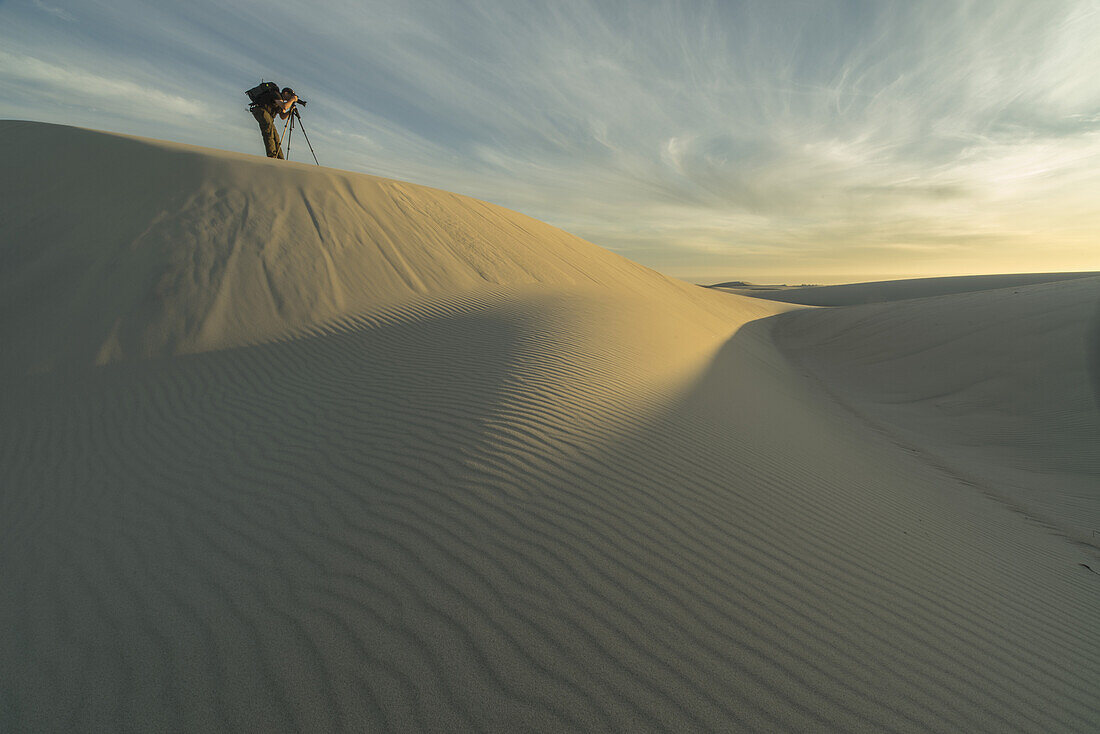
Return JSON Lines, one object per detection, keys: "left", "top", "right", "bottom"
{"left": 279, "top": 105, "right": 319, "bottom": 165}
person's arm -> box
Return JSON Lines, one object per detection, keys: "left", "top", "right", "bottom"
{"left": 276, "top": 94, "right": 299, "bottom": 119}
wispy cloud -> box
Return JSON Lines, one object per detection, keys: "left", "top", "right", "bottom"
{"left": 2, "top": 0, "right": 1098, "bottom": 281}
{"left": 0, "top": 50, "right": 211, "bottom": 121}
{"left": 32, "top": 0, "right": 73, "bottom": 22}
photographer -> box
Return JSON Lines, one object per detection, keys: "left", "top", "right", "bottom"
{"left": 250, "top": 86, "right": 299, "bottom": 159}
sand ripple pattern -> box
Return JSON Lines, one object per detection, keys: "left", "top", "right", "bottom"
{"left": 2, "top": 289, "right": 1099, "bottom": 733}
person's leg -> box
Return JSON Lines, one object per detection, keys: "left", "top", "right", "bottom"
{"left": 269, "top": 112, "right": 284, "bottom": 159}
{"left": 252, "top": 107, "right": 284, "bottom": 158}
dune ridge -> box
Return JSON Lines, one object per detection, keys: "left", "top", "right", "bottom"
{"left": 2, "top": 122, "right": 1098, "bottom": 732}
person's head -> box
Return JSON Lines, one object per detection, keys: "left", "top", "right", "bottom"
{"left": 281, "top": 87, "right": 296, "bottom": 99}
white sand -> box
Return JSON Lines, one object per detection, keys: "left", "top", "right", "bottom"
{"left": 714, "top": 272, "right": 1100, "bottom": 306}
{"left": 2, "top": 121, "right": 1098, "bottom": 732}
{"left": 774, "top": 275, "right": 1100, "bottom": 546}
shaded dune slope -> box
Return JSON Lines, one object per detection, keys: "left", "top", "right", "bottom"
{"left": 2, "top": 123, "right": 1098, "bottom": 732}
{"left": 775, "top": 276, "right": 1100, "bottom": 546}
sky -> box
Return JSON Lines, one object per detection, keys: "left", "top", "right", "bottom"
{"left": 2, "top": 0, "right": 1098, "bottom": 284}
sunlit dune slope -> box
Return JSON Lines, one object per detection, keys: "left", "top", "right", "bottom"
{"left": 0, "top": 121, "right": 714, "bottom": 374}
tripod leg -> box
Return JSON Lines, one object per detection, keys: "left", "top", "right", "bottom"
{"left": 293, "top": 111, "right": 321, "bottom": 166}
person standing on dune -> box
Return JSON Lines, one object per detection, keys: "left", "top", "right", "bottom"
{"left": 247, "top": 84, "right": 299, "bottom": 159}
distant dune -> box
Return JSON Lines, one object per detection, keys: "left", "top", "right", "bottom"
{"left": 711, "top": 272, "right": 1100, "bottom": 306}
{"left": 2, "top": 121, "right": 1098, "bottom": 732}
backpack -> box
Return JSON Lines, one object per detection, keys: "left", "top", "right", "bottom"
{"left": 245, "top": 81, "right": 281, "bottom": 108}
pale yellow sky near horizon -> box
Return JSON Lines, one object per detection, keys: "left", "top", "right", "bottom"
{"left": 675, "top": 269, "right": 1100, "bottom": 287}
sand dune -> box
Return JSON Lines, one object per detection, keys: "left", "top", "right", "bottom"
{"left": 712, "top": 272, "right": 1100, "bottom": 306}
{"left": 0, "top": 121, "right": 695, "bottom": 375}
{"left": 2, "top": 122, "right": 1098, "bottom": 732}
{"left": 774, "top": 275, "right": 1100, "bottom": 546}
